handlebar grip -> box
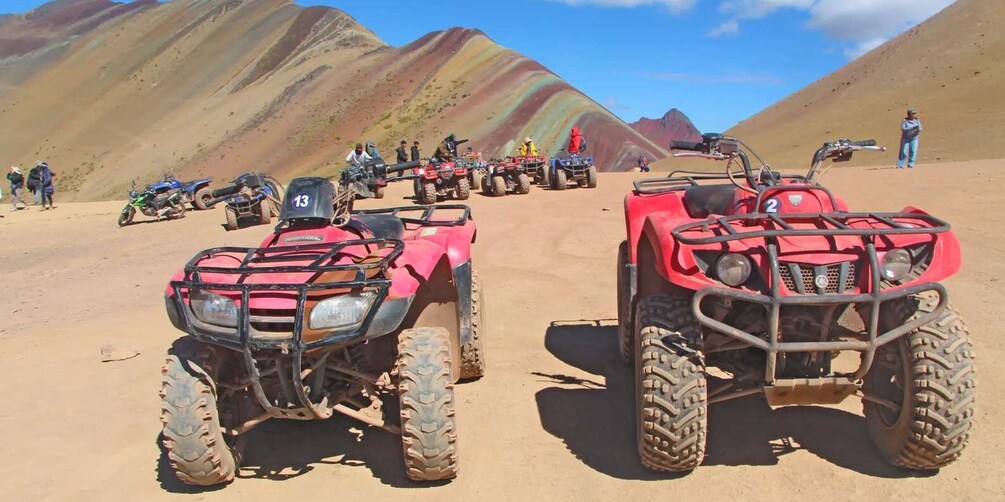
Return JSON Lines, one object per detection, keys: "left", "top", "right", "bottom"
{"left": 211, "top": 185, "right": 240, "bottom": 198}
{"left": 670, "top": 141, "right": 703, "bottom": 152}
{"left": 385, "top": 160, "right": 421, "bottom": 174}
{"left": 850, "top": 139, "right": 876, "bottom": 147}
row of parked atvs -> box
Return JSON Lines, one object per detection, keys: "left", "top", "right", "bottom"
{"left": 117, "top": 172, "right": 284, "bottom": 230}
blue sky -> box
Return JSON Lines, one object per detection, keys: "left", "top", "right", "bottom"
{"left": 3, "top": 0, "right": 954, "bottom": 132}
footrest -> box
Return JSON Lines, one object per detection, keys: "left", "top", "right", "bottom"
{"left": 763, "top": 377, "right": 858, "bottom": 407}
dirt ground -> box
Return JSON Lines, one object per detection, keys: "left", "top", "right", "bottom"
{"left": 1, "top": 161, "right": 1003, "bottom": 501}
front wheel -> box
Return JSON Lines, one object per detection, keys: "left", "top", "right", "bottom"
{"left": 193, "top": 187, "right": 213, "bottom": 210}
{"left": 516, "top": 173, "right": 531, "bottom": 194}
{"left": 420, "top": 180, "right": 438, "bottom": 205}
{"left": 864, "top": 293, "right": 976, "bottom": 470}
{"left": 635, "top": 294, "right": 707, "bottom": 472}
{"left": 586, "top": 165, "right": 598, "bottom": 188}
{"left": 256, "top": 200, "right": 271, "bottom": 225}
{"left": 224, "top": 206, "right": 239, "bottom": 231}
{"left": 456, "top": 177, "right": 471, "bottom": 200}
{"left": 118, "top": 205, "right": 136, "bottom": 227}
{"left": 397, "top": 327, "right": 459, "bottom": 481}
{"left": 160, "top": 340, "right": 239, "bottom": 486}
{"left": 616, "top": 241, "right": 632, "bottom": 364}
{"left": 480, "top": 174, "right": 490, "bottom": 196}
{"left": 491, "top": 175, "right": 506, "bottom": 197}
{"left": 554, "top": 168, "right": 568, "bottom": 191}
{"left": 460, "top": 271, "right": 486, "bottom": 379}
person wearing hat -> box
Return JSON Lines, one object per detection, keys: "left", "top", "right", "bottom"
{"left": 519, "top": 137, "right": 538, "bottom": 157}
{"left": 27, "top": 161, "right": 42, "bottom": 205}
{"left": 37, "top": 161, "right": 55, "bottom": 210}
{"left": 7, "top": 166, "right": 28, "bottom": 211}
{"left": 898, "top": 108, "right": 923, "bottom": 169}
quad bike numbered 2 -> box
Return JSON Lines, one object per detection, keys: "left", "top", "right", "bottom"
{"left": 549, "top": 151, "right": 597, "bottom": 190}
{"left": 617, "top": 133, "right": 975, "bottom": 473}
{"left": 160, "top": 160, "right": 486, "bottom": 486}
{"left": 481, "top": 156, "right": 543, "bottom": 197}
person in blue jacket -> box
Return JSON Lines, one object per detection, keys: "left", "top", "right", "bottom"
{"left": 37, "top": 161, "right": 55, "bottom": 210}
{"left": 897, "top": 108, "right": 922, "bottom": 169}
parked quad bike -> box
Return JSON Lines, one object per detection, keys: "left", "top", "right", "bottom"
{"left": 617, "top": 133, "right": 975, "bottom": 473}
{"left": 205, "top": 173, "right": 284, "bottom": 231}
{"left": 117, "top": 180, "right": 187, "bottom": 227}
{"left": 413, "top": 159, "right": 473, "bottom": 204}
{"left": 160, "top": 159, "right": 486, "bottom": 486}
{"left": 480, "top": 157, "right": 535, "bottom": 197}
{"left": 549, "top": 151, "right": 597, "bottom": 190}
{"left": 147, "top": 174, "right": 215, "bottom": 210}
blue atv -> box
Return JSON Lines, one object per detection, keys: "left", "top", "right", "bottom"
{"left": 147, "top": 174, "right": 214, "bottom": 210}
{"left": 549, "top": 151, "right": 598, "bottom": 190}
{"left": 204, "top": 173, "right": 285, "bottom": 231}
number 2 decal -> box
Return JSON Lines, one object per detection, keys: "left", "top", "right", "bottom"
{"left": 764, "top": 198, "right": 780, "bottom": 213}
{"left": 292, "top": 193, "right": 311, "bottom": 208}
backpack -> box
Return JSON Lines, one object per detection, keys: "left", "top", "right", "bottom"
{"left": 9, "top": 172, "right": 24, "bottom": 187}
{"left": 579, "top": 135, "right": 587, "bottom": 153}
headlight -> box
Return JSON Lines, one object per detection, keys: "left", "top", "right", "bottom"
{"left": 881, "top": 248, "right": 912, "bottom": 281}
{"left": 417, "top": 168, "right": 425, "bottom": 175}
{"left": 190, "top": 289, "right": 238, "bottom": 327}
{"left": 715, "top": 253, "right": 752, "bottom": 287}
{"left": 309, "top": 293, "right": 376, "bottom": 330}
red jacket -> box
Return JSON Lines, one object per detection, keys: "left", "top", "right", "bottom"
{"left": 568, "top": 126, "right": 583, "bottom": 154}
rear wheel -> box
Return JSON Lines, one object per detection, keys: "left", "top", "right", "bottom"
{"left": 586, "top": 166, "right": 598, "bottom": 188}
{"left": 635, "top": 294, "right": 707, "bottom": 472}
{"left": 224, "top": 206, "right": 238, "bottom": 231}
{"left": 397, "top": 327, "right": 459, "bottom": 481}
{"left": 118, "top": 205, "right": 135, "bottom": 227}
{"left": 460, "top": 271, "right": 486, "bottom": 379}
{"left": 471, "top": 172, "right": 483, "bottom": 193}
{"left": 554, "top": 169, "right": 568, "bottom": 190}
{"left": 193, "top": 187, "right": 213, "bottom": 210}
{"left": 864, "top": 292, "right": 976, "bottom": 470}
{"left": 160, "top": 339, "right": 239, "bottom": 486}
{"left": 491, "top": 175, "right": 506, "bottom": 197}
{"left": 516, "top": 173, "right": 531, "bottom": 194}
{"left": 456, "top": 177, "right": 471, "bottom": 200}
{"left": 420, "top": 180, "right": 438, "bottom": 205}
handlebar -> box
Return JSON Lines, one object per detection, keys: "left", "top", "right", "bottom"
{"left": 670, "top": 141, "right": 704, "bottom": 152}
{"left": 850, "top": 139, "right": 876, "bottom": 147}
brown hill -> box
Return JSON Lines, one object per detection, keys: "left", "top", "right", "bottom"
{"left": 630, "top": 108, "right": 702, "bottom": 151}
{"left": 0, "top": 0, "right": 666, "bottom": 200}
{"left": 726, "top": 0, "right": 1005, "bottom": 170}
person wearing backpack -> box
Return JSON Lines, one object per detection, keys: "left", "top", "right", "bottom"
{"left": 7, "top": 166, "right": 28, "bottom": 211}
{"left": 27, "top": 163, "right": 42, "bottom": 205}
{"left": 37, "top": 161, "right": 55, "bottom": 210}
{"left": 568, "top": 126, "right": 586, "bottom": 154}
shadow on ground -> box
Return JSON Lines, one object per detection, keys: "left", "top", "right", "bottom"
{"left": 157, "top": 412, "right": 445, "bottom": 492}
{"left": 535, "top": 320, "right": 931, "bottom": 480}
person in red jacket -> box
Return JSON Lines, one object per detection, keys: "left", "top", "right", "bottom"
{"left": 568, "top": 125, "right": 584, "bottom": 154}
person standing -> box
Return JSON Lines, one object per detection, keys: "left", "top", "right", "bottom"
{"left": 410, "top": 141, "right": 421, "bottom": 162}
{"left": 395, "top": 140, "right": 409, "bottom": 163}
{"left": 7, "top": 166, "right": 28, "bottom": 211}
{"left": 37, "top": 161, "right": 55, "bottom": 210}
{"left": 27, "top": 162, "right": 42, "bottom": 205}
{"left": 898, "top": 108, "right": 922, "bottom": 169}
{"left": 346, "top": 143, "right": 373, "bottom": 168}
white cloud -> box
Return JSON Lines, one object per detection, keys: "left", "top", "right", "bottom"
{"left": 549, "top": 0, "right": 696, "bottom": 13}
{"left": 807, "top": 0, "right": 954, "bottom": 41}
{"left": 719, "top": 0, "right": 814, "bottom": 19}
{"left": 604, "top": 97, "right": 630, "bottom": 110}
{"left": 843, "top": 37, "right": 886, "bottom": 59}
{"left": 640, "top": 71, "right": 782, "bottom": 85}
{"left": 708, "top": 20, "right": 739, "bottom": 37}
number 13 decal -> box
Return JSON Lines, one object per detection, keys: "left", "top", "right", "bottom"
{"left": 292, "top": 193, "right": 312, "bottom": 208}
{"left": 764, "top": 198, "right": 780, "bottom": 213}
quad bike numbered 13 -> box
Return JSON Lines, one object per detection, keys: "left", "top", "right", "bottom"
{"left": 160, "top": 159, "right": 486, "bottom": 486}
{"left": 617, "top": 133, "right": 975, "bottom": 473}
{"left": 118, "top": 180, "right": 187, "bottom": 227}
{"left": 205, "top": 173, "right": 285, "bottom": 231}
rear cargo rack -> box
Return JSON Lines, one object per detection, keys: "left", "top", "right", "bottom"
{"left": 353, "top": 204, "right": 471, "bottom": 227}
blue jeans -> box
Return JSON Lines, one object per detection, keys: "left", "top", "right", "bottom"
{"left": 898, "top": 136, "right": 919, "bottom": 168}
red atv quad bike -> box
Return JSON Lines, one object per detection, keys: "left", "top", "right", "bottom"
{"left": 414, "top": 159, "right": 473, "bottom": 205}
{"left": 617, "top": 133, "right": 975, "bottom": 473}
{"left": 160, "top": 161, "right": 486, "bottom": 486}
{"left": 480, "top": 156, "right": 537, "bottom": 197}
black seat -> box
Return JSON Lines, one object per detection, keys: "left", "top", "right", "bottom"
{"left": 348, "top": 214, "right": 405, "bottom": 240}
{"left": 684, "top": 185, "right": 736, "bottom": 218}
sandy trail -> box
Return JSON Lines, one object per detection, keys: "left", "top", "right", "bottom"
{"left": 0, "top": 161, "right": 1003, "bottom": 501}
